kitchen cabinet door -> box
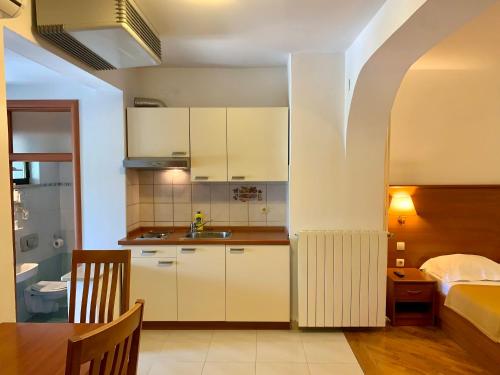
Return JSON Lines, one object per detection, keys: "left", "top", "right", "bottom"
{"left": 177, "top": 245, "right": 226, "bottom": 321}
{"left": 227, "top": 107, "right": 288, "bottom": 182}
{"left": 190, "top": 108, "right": 227, "bottom": 182}
{"left": 130, "top": 257, "right": 177, "bottom": 321}
{"left": 226, "top": 245, "right": 290, "bottom": 322}
{"left": 127, "top": 107, "right": 190, "bottom": 157}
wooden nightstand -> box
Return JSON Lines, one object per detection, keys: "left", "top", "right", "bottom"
{"left": 386, "top": 268, "right": 437, "bottom": 326}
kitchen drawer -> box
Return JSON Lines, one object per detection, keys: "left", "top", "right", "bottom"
{"left": 395, "top": 283, "right": 434, "bottom": 301}
{"left": 129, "top": 246, "right": 177, "bottom": 259}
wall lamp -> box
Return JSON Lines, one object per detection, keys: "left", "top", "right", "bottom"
{"left": 389, "top": 193, "right": 417, "bottom": 224}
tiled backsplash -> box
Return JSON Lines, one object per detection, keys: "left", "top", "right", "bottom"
{"left": 126, "top": 170, "right": 288, "bottom": 231}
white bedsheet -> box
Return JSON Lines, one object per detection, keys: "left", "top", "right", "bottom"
{"left": 427, "top": 272, "right": 500, "bottom": 295}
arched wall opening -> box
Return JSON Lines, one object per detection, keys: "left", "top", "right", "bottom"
{"left": 386, "top": 2, "right": 500, "bottom": 269}
{"left": 344, "top": 0, "right": 496, "bottom": 230}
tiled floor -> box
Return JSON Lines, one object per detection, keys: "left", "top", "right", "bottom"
{"left": 138, "top": 330, "right": 363, "bottom": 375}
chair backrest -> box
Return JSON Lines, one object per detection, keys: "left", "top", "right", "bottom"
{"left": 69, "top": 250, "right": 131, "bottom": 323}
{"left": 65, "top": 300, "right": 144, "bottom": 375}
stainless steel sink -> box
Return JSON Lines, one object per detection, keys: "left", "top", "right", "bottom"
{"left": 183, "top": 231, "right": 232, "bottom": 239}
{"left": 135, "top": 231, "right": 169, "bottom": 240}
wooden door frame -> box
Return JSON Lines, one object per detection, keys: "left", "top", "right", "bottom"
{"left": 7, "top": 100, "right": 83, "bottom": 252}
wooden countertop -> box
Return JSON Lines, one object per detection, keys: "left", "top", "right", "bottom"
{"left": 118, "top": 226, "right": 290, "bottom": 246}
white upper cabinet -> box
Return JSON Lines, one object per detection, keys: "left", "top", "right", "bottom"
{"left": 190, "top": 108, "right": 228, "bottom": 182}
{"left": 227, "top": 107, "right": 289, "bottom": 182}
{"left": 127, "top": 108, "right": 190, "bottom": 158}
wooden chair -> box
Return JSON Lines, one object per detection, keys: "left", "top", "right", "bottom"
{"left": 69, "top": 250, "right": 131, "bottom": 324}
{"left": 65, "top": 300, "right": 144, "bottom": 375}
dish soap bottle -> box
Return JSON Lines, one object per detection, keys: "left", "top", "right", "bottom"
{"left": 194, "top": 211, "right": 204, "bottom": 231}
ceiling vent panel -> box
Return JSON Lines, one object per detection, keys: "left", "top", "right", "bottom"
{"left": 35, "top": 0, "right": 162, "bottom": 70}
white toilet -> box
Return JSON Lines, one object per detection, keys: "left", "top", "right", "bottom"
{"left": 24, "top": 281, "right": 67, "bottom": 314}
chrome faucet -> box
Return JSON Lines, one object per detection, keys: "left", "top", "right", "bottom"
{"left": 190, "top": 219, "right": 211, "bottom": 233}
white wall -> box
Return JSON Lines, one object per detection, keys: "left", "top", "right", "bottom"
{"left": 288, "top": 52, "right": 345, "bottom": 319}
{"left": 119, "top": 66, "right": 289, "bottom": 107}
{"left": 390, "top": 68, "right": 500, "bottom": 184}
{"left": 289, "top": 53, "right": 346, "bottom": 234}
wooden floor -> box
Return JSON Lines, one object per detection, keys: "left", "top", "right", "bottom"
{"left": 344, "top": 326, "right": 492, "bottom": 375}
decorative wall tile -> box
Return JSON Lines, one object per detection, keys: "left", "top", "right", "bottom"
{"left": 249, "top": 203, "right": 267, "bottom": 222}
{"left": 154, "top": 221, "right": 173, "bottom": 227}
{"left": 155, "top": 203, "right": 173, "bottom": 222}
{"left": 267, "top": 184, "right": 287, "bottom": 224}
{"left": 126, "top": 169, "right": 139, "bottom": 186}
{"left": 192, "top": 184, "right": 210, "bottom": 203}
{"left": 128, "top": 171, "right": 288, "bottom": 228}
{"left": 127, "top": 184, "right": 139, "bottom": 205}
{"left": 138, "top": 171, "right": 154, "bottom": 185}
{"left": 230, "top": 201, "right": 249, "bottom": 222}
{"left": 173, "top": 185, "right": 192, "bottom": 203}
{"left": 232, "top": 185, "right": 265, "bottom": 202}
{"left": 211, "top": 202, "right": 230, "bottom": 222}
{"left": 171, "top": 170, "right": 191, "bottom": 184}
{"left": 139, "top": 204, "right": 154, "bottom": 222}
{"left": 154, "top": 184, "right": 173, "bottom": 203}
{"left": 174, "top": 203, "right": 192, "bottom": 222}
{"left": 174, "top": 221, "right": 191, "bottom": 227}
{"left": 139, "top": 185, "right": 154, "bottom": 203}
{"left": 154, "top": 170, "right": 173, "bottom": 185}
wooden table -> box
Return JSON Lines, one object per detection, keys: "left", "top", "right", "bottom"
{"left": 0, "top": 323, "right": 100, "bottom": 375}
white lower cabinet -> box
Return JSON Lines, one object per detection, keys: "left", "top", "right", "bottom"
{"left": 177, "top": 245, "right": 226, "bottom": 321}
{"left": 226, "top": 245, "right": 290, "bottom": 322}
{"left": 130, "top": 246, "right": 178, "bottom": 321}
{"left": 128, "top": 244, "right": 290, "bottom": 322}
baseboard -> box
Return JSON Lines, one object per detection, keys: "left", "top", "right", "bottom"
{"left": 142, "top": 321, "right": 291, "bottom": 330}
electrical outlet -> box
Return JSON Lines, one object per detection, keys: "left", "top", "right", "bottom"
{"left": 396, "top": 241, "right": 406, "bottom": 251}
{"left": 396, "top": 258, "right": 405, "bottom": 267}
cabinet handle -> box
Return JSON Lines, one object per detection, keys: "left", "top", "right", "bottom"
{"left": 194, "top": 176, "right": 209, "bottom": 180}
{"left": 181, "top": 248, "right": 196, "bottom": 252}
{"left": 231, "top": 176, "right": 245, "bottom": 180}
{"left": 230, "top": 248, "right": 245, "bottom": 253}
{"left": 158, "top": 260, "right": 174, "bottom": 266}
{"left": 141, "top": 250, "right": 158, "bottom": 255}
{"left": 407, "top": 290, "right": 423, "bottom": 295}
{"left": 172, "top": 151, "right": 187, "bottom": 156}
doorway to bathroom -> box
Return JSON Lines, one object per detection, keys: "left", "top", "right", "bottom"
{"left": 8, "top": 100, "right": 82, "bottom": 323}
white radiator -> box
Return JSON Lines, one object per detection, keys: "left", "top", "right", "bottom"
{"left": 298, "top": 230, "right": 388, "bottom": 327}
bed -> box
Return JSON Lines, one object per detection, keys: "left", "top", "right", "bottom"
{"left": 421, "top": 255, "right": 500, "bottom": 373}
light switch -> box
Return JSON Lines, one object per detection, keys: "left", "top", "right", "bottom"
{"left": 396, "top": 242, "right": 406, "bottom": 251}
{"left": 396, "top": 258, "right": 405, "bottom": 267}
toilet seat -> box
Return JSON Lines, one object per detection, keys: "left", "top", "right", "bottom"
{"left": 29, "top": 281, "right": 67, "bottom": 299}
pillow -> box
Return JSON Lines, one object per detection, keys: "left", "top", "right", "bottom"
{"left": 420, "top": 254, "right": 500, "bottom": 282}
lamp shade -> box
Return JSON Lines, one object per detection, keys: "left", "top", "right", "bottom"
{"left": 389, "top": 193, "right": 417, "bottom": 216}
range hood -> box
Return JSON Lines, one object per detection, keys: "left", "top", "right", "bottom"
{"left": 124, "top": 158, "right": 190, "bottom": 170}
{"left": 35, "top": 0, "right": 161, "bottom": 70}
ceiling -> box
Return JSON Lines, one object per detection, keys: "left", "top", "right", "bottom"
{"left": 411, "top": 1, "right": 500, "bottom": 70}
{"left": 136, "top": 0, "right": 386, "bottom": 67}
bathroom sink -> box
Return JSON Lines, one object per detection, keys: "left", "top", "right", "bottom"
{"left": 15, "top": 263, "right": 38, "bottom": 283}
{"left": 183, "top": 231, "right": 232, "bottom": 239}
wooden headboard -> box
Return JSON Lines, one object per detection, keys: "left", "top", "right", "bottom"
{"left": 388, "top": 186, "right": 500, "bottom": 268}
